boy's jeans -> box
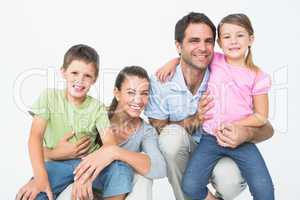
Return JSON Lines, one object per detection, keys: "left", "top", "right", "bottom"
{"left": 36, "top": 159, "right": 133, "bottom": 200}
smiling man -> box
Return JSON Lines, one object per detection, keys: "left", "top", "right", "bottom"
{"left": 145, "top": 12, "right": 274, "bottom": 200}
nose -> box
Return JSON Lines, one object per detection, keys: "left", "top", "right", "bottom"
{"left": 230, "top": 36, "right": 237, "bottom": 44}
{"left": 133, "top": 94, "right": 143, "bottom": 104}
{"left": 198, "top": 41, "right": 207, "bottom": 52}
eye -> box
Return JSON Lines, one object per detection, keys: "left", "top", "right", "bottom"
{"left": 141, "top": 92, "right": 149, "bottom": 96}
{"left": 128, "top": 91, "right": 135, "bottom": 96}
{"left": 237, "top": 34, "right": 245, "bottom": 38}
{"left": 85, "top": 74, "right": 93, "bottom": 79}
{"left": 223, "top": 35, "right": 230, "bottom": 39}
{"left": 71, "top": 71, "right": 78, "bottom": 75}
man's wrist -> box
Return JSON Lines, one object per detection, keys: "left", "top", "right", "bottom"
{"left": 245, "top": 126, "right": 254, "bottom": 142}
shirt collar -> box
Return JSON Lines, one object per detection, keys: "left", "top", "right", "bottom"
{"left": 170, "top": 64, "right": 210, "bottom": 95}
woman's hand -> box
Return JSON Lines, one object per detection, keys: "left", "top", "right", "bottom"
{"left": 45, "top": 131, "right": 91, "bottom": 160}
{"left": 16, "top": 177, "right": 53, "bottom": 200}
{"left": 71, "top": 178, "right": 93, "bottom": 200}
{"left": 74, "top": 144, "right": 119, "bottom": 184}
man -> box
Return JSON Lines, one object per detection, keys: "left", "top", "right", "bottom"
{"left": 144, "top": 12, "right": 273, "bottom": 200}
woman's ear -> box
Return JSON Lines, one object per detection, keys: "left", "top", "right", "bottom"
{"left": 60, "top": 67, "right": 66, "bottom": 79}
{"left": 113, "top": 87, "right": 120, "bottom": 101}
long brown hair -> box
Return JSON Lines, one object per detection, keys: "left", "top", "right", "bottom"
{"left": 217, "top": 14, "right": 259, "bottom": 72}
{"left": 108, "top": 66, "right": 150, "bottom": 119}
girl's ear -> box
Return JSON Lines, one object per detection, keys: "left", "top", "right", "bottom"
{"left": 217, "top": 38, "right": 222, "bottom": 48}
{"left": 249, "top": 35, "right": 254, "bottom": 46}
{"left": 113, "top": 87, "right": 120, "bottom": 101}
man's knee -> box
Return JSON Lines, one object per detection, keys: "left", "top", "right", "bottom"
{"left": 211, "top": 157, "right": 246, "bottom": 199}
{"left": 159, "top": 124, "right": 188, "bottom": 159}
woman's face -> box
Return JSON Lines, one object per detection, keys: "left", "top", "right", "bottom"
{"left": 114, "top": 75, "right": 150, "bottom": 118}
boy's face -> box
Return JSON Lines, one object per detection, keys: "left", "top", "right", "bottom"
{"left": 61, "top": 60, "right": 97, "bottom": 104}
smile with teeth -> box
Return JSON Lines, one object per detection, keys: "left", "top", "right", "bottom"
{"left": 129, "top": 104, "right": 142, "bottom": 111}
{"left": 229, "top": 47, "right": 240, "bottom": 51}
{"left": 73, "top": 84, "right": 85, "bottom": 92}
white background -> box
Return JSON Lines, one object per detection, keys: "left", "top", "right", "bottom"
{"left": 1, "top": 0, "right": 299, "bottom": 199}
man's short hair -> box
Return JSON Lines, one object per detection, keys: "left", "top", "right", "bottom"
{"left": 175, "top": 12, "right": 216, "bottom": 43}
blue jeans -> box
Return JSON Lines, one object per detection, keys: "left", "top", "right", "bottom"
{"left": 182, "top": 134, "right": 274, "bottom": 200}
{"left": 36, "top": 159, "right": 133, "bottom": 200}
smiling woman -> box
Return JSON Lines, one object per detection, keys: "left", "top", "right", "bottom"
{"left": 57, "top": 66, "right": 166, "bottom": 200}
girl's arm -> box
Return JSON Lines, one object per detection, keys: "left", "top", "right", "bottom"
{"left": 235, "top": 94, "right": 269, "bottom": 127}
{"left": 155, "top": 57, "right": 179, "bottom": 82}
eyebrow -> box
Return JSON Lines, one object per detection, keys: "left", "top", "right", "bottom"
{"left": 126, "top": 88, "right": 149, "bottom": 92}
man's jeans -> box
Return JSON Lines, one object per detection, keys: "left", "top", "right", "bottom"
{"left": 182, "top": 134, "right": 274, "bottom": 200}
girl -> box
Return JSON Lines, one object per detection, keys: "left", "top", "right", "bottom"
{"left": 66, "top": 66, "right": 166, "bottom": 200}
{"left": 156, "top": 14, "right": 274, "bottom": 200}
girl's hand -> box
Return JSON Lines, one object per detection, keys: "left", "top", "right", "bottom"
{"left": 215, "top": 123, "right": 250, "bottom": 148}
{"left": 16, "top": 177, "right": 53, "bottom": 200}
{"left": 71, "top": 179, "right": 93, "bottom": 200}
{"left": 74, "top": 144, "right": 118, "bottom": 184}
{"left": 45, "top": 131, "right": 91, "bottom": 160}
{"left": 155, "top": 58, "right": 179, "bottom": 82}
{"left": 197, "top": 91, "right": 214, "bottom": 124}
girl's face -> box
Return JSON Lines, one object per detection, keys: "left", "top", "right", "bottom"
{"left": 61, "top": 60, "right": 97, "bottom": 104}
{"left": 114, "top": 76, "right": 150, "bottom": 119}
{"left": 218, "top": 23, "right": 254, "bottom": 65}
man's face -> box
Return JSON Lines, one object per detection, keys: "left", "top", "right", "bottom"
{"left": 176, "top": 23, "right": 215, "bottom": 70}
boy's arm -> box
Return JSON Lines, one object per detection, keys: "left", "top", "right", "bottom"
{"left": 16, "top": 117, "right": 54, "bottom": 200}
{"left": 29, "top": 117, "right": 48, "bottom": 180}
{"left": 235, "top": 94, "right": 269, "bottom": 127}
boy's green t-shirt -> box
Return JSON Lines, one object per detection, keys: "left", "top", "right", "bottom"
{"left": 31, "top": 88, "right": 110, "bottom": 153}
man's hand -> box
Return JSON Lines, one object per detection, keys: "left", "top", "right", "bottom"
{"left": 16, "top": 177, "right": 53, "bottom": 200}
{"left": 71, "top": 178, "right": 93, "bottom": 200}
{"left": 46, "top": 131, "right": 91, "bottom": 160}
{"left": 215, "top": 123, "right": 252, "bottom": 149}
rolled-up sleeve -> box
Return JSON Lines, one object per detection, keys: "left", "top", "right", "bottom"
{"left": 144, "top": 76, "right": 169, "bottom": 120}
{"left": 141, "top": 127, "right": 166, "bottom": 179}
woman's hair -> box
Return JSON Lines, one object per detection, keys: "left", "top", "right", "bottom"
{"left": 62, "top": 44, "right": 100, "bottom": 78}
{"left": 108, "top": 66, "right": 150, "bottom": 119}
{"left": 217, "top": 13, "right": 259, "bottom": 71}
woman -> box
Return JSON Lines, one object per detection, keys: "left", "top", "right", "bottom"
{"left": 59, "top": 66, "right": 166, "bottom": 200}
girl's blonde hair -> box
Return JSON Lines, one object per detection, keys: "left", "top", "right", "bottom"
{"left": 217, "top": 13, "right": 259, "bottom": 72}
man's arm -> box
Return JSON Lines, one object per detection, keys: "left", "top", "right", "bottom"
{"left": 216, "top": 121, "right": 274, "bottom": 148}
{"left": 149, "top": 92, "right": 213, "bottom": 134}
{"left": 246, "top": 121, "right": 274, "bottom": 143}
{"left": 149, "top": 114, "right": 202, "bottom": 135}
